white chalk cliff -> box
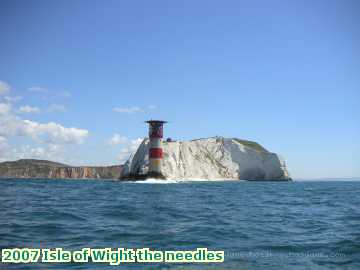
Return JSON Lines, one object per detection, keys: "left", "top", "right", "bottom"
{"left": 121, "top": 137, "right": 291, "bottom": 181}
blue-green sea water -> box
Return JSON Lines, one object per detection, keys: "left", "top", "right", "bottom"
{"left": 1, "top": 179, "right": 359, "bottom": 270}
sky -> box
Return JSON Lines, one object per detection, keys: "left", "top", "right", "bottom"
{"left": 0, "top": 0, "right": 359, "bottom": 179}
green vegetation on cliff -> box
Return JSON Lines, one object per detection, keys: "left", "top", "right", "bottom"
{"left": 232, "top": 138, "right": 269, "bottom": 153}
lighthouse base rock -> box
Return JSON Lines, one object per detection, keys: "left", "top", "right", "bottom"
{"left": 121, "top": 137, "right": 291, "bottom": 181}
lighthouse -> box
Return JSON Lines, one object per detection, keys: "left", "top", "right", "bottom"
{"left": 146, "top": 120, "right": 167, "bottom": 178}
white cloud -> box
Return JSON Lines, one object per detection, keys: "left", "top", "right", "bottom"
{"left": 0, "top": 105, "right": 89, "bottom": 144}
{"left": 28, "top": 86, "right": 48, "bottom": 93}
{"left": 18, "top": 105, "right": 41, "bottom": 114}
{"left": 0, "top": 136, "right": 8, "bottom": 150}
{"left": 130, "top": 138, "right": 143, "bottom": 149}
{"left": 0, "top": 103, "right": 11, "bottom": 115}
{"left": 0, "top": 81, "right": 10, "bottom": 95}
{"left": 113, "top": 105, "right": 157, "bottom": 114}
{"left": 4, "top": 144, "right": 67, "bottom": 163}
{"left": 0, "top": 84, "right": 89, "bottom": 163}
{"left": 20, "top": 120, "right": 89, "bottom": 144}
{"left": 48, "top": 104, "right": 67, "bottom": 113}
{"left": 116, "top": 138, "right": 143, "bottom": 163}
{"left": 107, "top": 134, "right": 128, "bottom": 146}
{"left": 0, "top": 136, "right": 9, "bottom": 162}
{"left": 107, "top": 135, "right": 143, "bottom": 163}
{"left": 4, "top": 96, "right": 23, "bottom": 102}
{"left": 113, "top": 106, "right": 141, "bottom": 114}
{"left": 28, "top": 87, "right": 71, "bottom": 100}
{"left": 62, "top": 91, "right": 71, "bottom": 97}
{"left": 17, "top": 146, "right": 46, "bottom": 159}
{"left": 0, "top": 136, "right": 7, "bottom": 145}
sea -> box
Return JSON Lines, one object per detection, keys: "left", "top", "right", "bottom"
{"left": 0, "top": 179, "right": 359, "bottom": 270}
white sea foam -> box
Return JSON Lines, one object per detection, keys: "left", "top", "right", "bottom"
{"left": 135, "top": 178, "right": 180, "bottom": 184}
{"left": 132, "top": 178, "right": 242, "bottom": 184}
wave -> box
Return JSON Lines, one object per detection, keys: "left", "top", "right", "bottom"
{"left": 132, "top": 178, "right": 241, "bottom": 184}
{"left": 134, "top": 178, "right": 180, "bottom": 184}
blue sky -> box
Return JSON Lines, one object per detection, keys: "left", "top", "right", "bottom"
{"left": 0, "top": 0, "right": 359, "bottom": 178}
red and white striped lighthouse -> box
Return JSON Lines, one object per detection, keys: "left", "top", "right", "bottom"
{"left": 146, "top": 120, "right": 167, "bottom": 176}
